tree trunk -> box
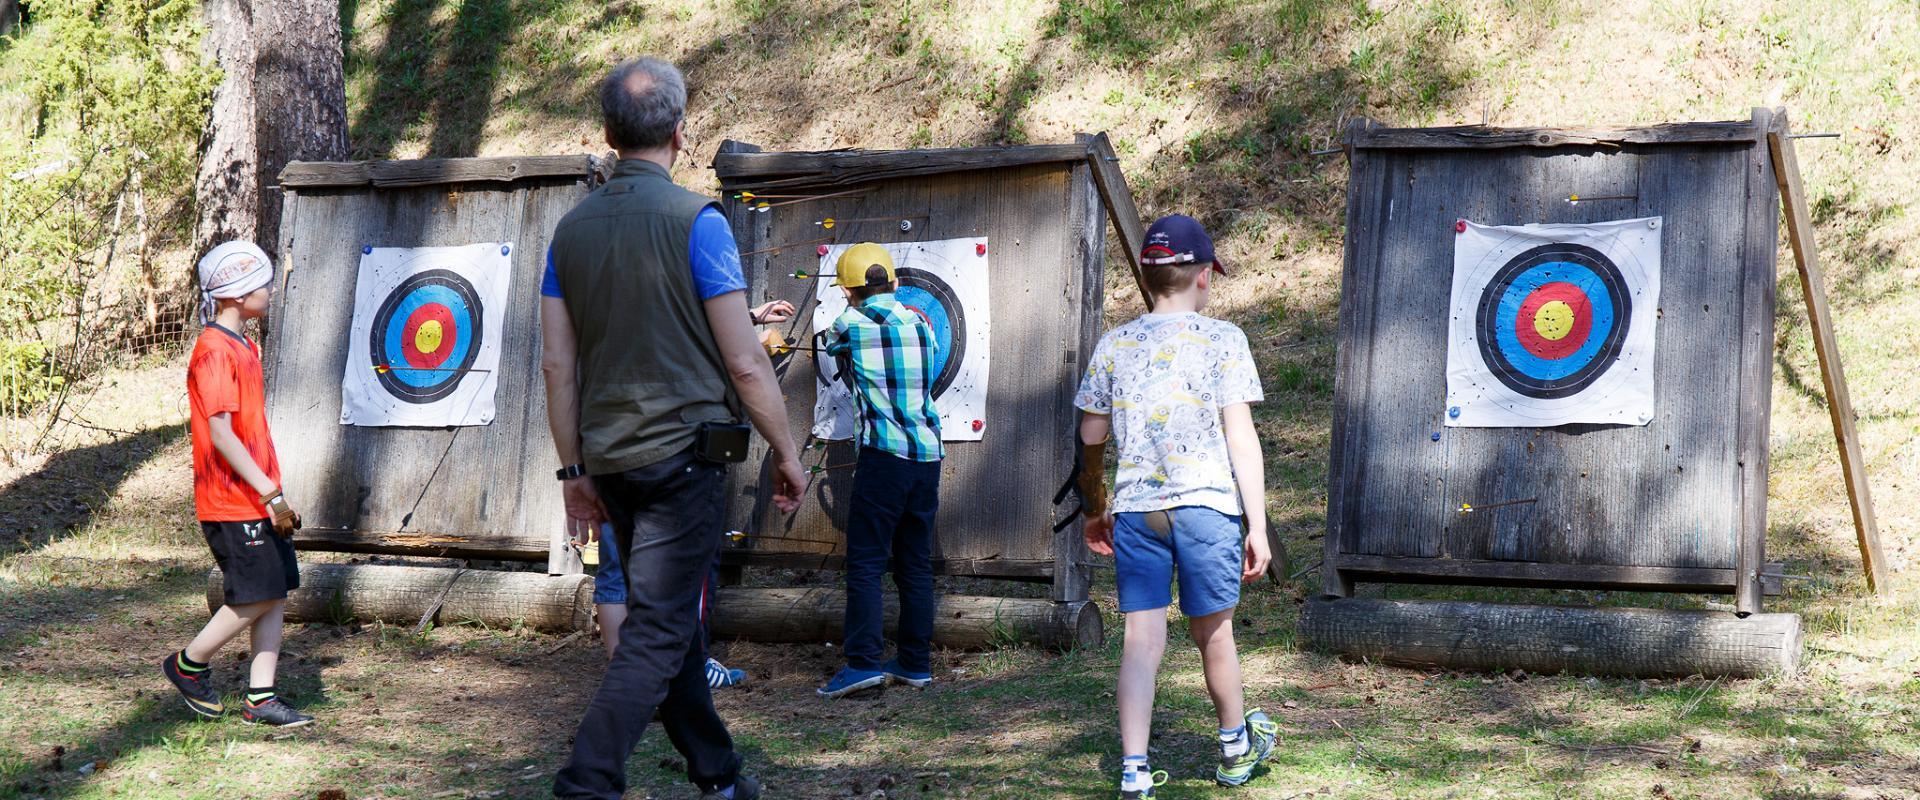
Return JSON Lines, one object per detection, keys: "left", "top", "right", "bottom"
{"left": 192, "top": 0, "right": 349, "bottom": 264}
{"left": 1299, "top": 598, "right": 1802, "bottom": 678}
{"left": 250, "top": 0, "right": 348, "bottom": 259}
{"left": 191, "top": 0, "right": 258, "bottom": 259}
{"left": 711, "top": 587, "right": 1104, "bottom": 652}
{"left": 208, "top": 564, "right": 595, "bottom": 633}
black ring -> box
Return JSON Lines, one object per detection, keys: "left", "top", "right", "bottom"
{"left": 368, "top": 268, "right": 484, "bottom": 405}
{"left": 1472, "top": 242, "right": 1631, "bottom": 400}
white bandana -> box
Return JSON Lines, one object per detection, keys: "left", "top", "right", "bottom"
{"left": 196, "top": 240, "right": 273, "bottom": 323}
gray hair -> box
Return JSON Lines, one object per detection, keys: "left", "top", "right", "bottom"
{"left": 600, "top": 57, "right": 687, "bottom": 151}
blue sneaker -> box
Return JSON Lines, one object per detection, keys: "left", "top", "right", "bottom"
{"left": 816, "top": 666, "right": 886, "bottom": 698}
{"left": 705, "top": 658, "right": 747, "bottom": 689}
{"left": 880, "top": 658, "right": 932, "bottom": 688}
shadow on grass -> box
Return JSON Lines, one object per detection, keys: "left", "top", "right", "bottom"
{"left": 0, "top": 423, "right": 185, "bottom": 558}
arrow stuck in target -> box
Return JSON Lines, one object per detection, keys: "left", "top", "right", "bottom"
{"left": 372, "top": 364, "right": 495, "bottom": 375}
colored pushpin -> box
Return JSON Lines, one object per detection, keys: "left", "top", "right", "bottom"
{"left": 975, "top": 242, "right": 987, "bottom": 256}
{"left": 501, "top": 244, "right": 511, "bottom": 255}
{"left": 816, "top": 244, "right": 830, "bottom": 256}
{"left": 362, "top": 244, "right": 373, "bottom": 254}
{"left": 971, "top": 419, "right": 984, "bottom": 433}
{"left": 1453, "top": 220, "right": 1467, "bottom": 234}
{"left": 1448, "top": 406, "right": 1461, "bottom": 419}
{"left": 1430, "top": 431, "right": 1441, "bottom": 442}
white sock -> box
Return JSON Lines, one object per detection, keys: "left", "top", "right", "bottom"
{"left": 1220, "top": 724, "right": 1250, "bottom": 758}
{"left": 1120, "top": 755, "right": 1151, "bottom": 790}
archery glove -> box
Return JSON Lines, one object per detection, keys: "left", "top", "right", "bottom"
{"left": 260, "top": 488, "right": 302, "bottom": 537}
{"left": 1075, "top": 439, "right": 1110, "bottom": 520}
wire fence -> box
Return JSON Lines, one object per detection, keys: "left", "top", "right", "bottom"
{"left": 0, "top": 287, "right": 203, "bottom": 458}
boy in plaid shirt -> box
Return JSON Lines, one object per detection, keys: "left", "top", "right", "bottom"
{"left": 816, "top": 242, "right": 943, "bottom": 698}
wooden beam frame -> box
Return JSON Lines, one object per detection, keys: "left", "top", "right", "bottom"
{"left": 1083, "top": 132, "right": 1154, "bottom": 311}
{"left": 1332, "top": 554, "right": 1787, "bottom": 596}
{"left": 279, "top": 155, "right": 606, "bottom": 189}
{"left": 1346, "top": 120, "right": 1764, "bottom": 151}
{"left": 1766, "top": 110, "right": 1889, "bottom": 594}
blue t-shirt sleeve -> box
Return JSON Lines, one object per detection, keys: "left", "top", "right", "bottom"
{"left": 689, "top": 205, "right": 747, "bottom": 300}
{"left": 540, "top": 246, "right": 563, "bottom": 298}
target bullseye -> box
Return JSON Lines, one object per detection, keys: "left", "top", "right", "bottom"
{"left": 369, "top": 269, "right": 483, "bottom": 404}
{"left": 1475, "top": 243, "right": 1630, "bottom": 400}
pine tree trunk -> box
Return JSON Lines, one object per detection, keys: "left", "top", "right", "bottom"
{"left": 192, "top": 0, "right": 349, "bottom": 265}
{"left": 191, "top": 0, "right": 258, "bottom": 260}
{"left": 250, "top": 0, "right": 348, "bottom": 258}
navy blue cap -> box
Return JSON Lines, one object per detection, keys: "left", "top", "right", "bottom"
{"left": 1140, "top": 214, "right": 1227, "bottom": 275}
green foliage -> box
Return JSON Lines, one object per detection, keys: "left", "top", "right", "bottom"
{"left": 0, "top": 0, "right": 216, "bottom": 410}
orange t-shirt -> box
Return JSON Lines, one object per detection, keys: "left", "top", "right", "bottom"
{"left": 188, "top": 324, "right": 282, "bottom": 521}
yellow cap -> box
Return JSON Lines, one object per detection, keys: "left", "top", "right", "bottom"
{"left": 835, "top": 242, "right": 896, "bottom": 288}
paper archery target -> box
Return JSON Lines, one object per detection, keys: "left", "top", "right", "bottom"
{"left": 1446, "top": 218, "right": 1661, "bottom": 428}
{"left": 341, "top": 243, "right": 512, "bottom": 428}
{"left": 1474, "top": 243, "right": 1630, "bottom": 400}
{"left": 370, "top": 269, "right": 484, "bottom": 404}
{"left": 894, "top": 267, "right": 966, "bottom": 396}
{"left": 810, "top": 237, "right": 992, "bottom": 442}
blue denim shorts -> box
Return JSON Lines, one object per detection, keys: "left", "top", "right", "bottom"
{"left": 592, "top": 523, "right": 625, "bottom": 605}
{"left": 1113, "top": 506, "right": 1243, "bottom": 617}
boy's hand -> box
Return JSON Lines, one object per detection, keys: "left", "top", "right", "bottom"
{"left": 751, "top": 300, "right": 796, "bottom": 326}
{"left": 1083, "top": 513, "right": 1115, "bottom": 556}
{"left": 562, "top": 477, "right": 608, "bottom": 547}
{"left": 771, "top": 455, "right": 806, "bottom": 514}
{"left": 260, "top": 488, "right": 301, "bottom": 537}
{"left": 1241, "top": 529, "right": 1272, "bottom": 582}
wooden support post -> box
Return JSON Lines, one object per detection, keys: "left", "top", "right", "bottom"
{"left": 210, "top": 563, "right": 594, "bottom": 633}
{"left": 710, "top": 587, "right": 1103, "bottom": 651}
{"left": 1735, "top": 107, "right": 1776, "bottom": 617}
{"left": 1766, "top": 110, "right": 1889, "bottom": 595}
{"left": 1084, "top": 132, "right": 1154, "bottom": 311}
{"left": 1301, "top": 598, "right": 1802, "bottom": 678}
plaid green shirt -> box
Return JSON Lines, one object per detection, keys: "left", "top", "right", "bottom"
{"left": 826, "top": 294, "right": 943, "bottom": 462}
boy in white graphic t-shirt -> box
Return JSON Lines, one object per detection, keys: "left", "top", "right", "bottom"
{"left": 1074, "top": 214, "right": 1277, "bottom": 798}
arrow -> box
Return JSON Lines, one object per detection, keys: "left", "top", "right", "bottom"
{"left": 372, "top": 364, "right": 494, "bottom": 375}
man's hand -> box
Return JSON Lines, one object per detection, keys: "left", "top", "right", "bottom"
{"left": 259, "top": 488, "right": 302, "bottom": 537}
{"left": 1242, "top": 527, "right": 1273, "bottom": 582}
{"left": 750, "top": 300, "right": 796, "bottom": 326}
{"left": 1083, "top": 513, "right": 1115, "bottom": 556}
{"left": 770, "top": 455, "right": 806, "bottom": 514}
{"left": 562, "top": 476, "right": 608, "bottom": 547}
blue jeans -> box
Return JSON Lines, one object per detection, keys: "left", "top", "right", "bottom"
{"left": 596, "top": 526, "right": 718, "bottom": 648}
{"left": 554, "top": 450, "right": 739, "bottom": 799}
{"left": 843, "top": 448, "right": 940, "bottom": 673}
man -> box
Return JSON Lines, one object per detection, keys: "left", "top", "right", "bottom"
{"left": 542, "top": 57, "right": 806, "bottom": 800}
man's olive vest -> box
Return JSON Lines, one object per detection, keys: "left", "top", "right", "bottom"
{"left": 550, "top": 159, "right": 733, "bottom": 474}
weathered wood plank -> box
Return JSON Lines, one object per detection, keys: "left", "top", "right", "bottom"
{"left": 1300, "top": 598, "right": 1801, "bottom": 678}
{"left": 209, "top": 564, "right": 593, "bottom": 632}
{"left": 271, "top": 177, "right": 589, "bottom": 560}
{"left": 715, "top": 549, "right": 1062, "bottom": 581}
{"left": 1348, "top": 119, "right": 1764, "bottom": 151}
{"left": 1332, "top": 554, "right": 1788, "bottom": 594}
{"left": 1766, "top": 110, "right": 1885, "bottom": 596}
{"left": 1083, "top": 132, "right": 1153, "bottom": 311}
{"left": 279, "top": 155, "right": 600, "bottom": 188}
{"left": 712, "top": 587, "right": 1102, "bottom": 651}
{"left": 1052, "top": 141, "right": 1104, "bottom": 603}
{"left": 712, "top": 142, "right": 1086, "bottom": 191}
{"left": 1326, "top": 131, "right": 1770, "bottom": 592}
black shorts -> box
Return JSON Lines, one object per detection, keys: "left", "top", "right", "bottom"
{"left": 202, "top": 519, "right": 300, "bottom": 606}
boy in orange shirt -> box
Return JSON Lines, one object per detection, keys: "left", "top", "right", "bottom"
{"left": 159, "top": 240, "right": 312, "bottom": 727}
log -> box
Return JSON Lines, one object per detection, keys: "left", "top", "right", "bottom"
{"left": 1299, "top": 598, "right": 1801, "bottom": 678}
{"left": 710, "top": 587, "right": 1103, "bottom": 652}
{"left": 207, "top": 564, "right": 592, "bottom": 633}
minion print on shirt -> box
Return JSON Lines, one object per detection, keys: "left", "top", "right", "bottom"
{"left": 1074, "top": 312, "right": 1265, "bottom": 517}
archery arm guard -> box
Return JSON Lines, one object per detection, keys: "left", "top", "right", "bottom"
{"left": 1075, "top": 438, "right": 1110, "bottom": 519}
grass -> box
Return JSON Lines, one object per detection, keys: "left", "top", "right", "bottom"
{"left": 7, "top": 0, "right": 1920, "bottom": 797}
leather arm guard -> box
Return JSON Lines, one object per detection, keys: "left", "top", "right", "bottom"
{"left": 260, "top": 488, "right": 303, "bottom": 537}
{"left": 1074, "top": 439, "right": 1110, "bottom": 520}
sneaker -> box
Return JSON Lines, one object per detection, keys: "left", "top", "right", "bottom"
{"left": 815, "top": 666, "right": 886, "bottom": 699}
{"left": 879, "top": 658, "right": 932, "bottom": 689}
{"left": 160, "top": 654, "right": 223, "bottom": 719}
{"left": 240, "top": 697, "right": 314, "bottom": 728}
{"left": 1119, "top": 769, "right": 1168, "bottom": 799}
{"left": 706, "top": 658, "right": 747, "bottom": 689}
{"left": 1214, "top": 708, "right": 1279, "bottom": 786}
{"left": 699, "top": 774, "right": 761, "bottom": 800}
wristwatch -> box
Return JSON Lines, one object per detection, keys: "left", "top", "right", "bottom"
{"left": 555, "top": 463, "right": 587, "bottom": 480}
